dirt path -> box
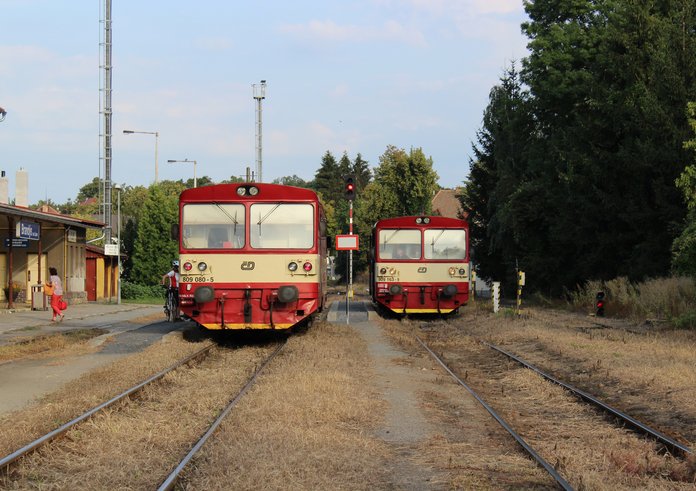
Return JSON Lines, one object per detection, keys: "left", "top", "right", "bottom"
{"left": 351, "top": 319, "right": 440, "bottom": 488}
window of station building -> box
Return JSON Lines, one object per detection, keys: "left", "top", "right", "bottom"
{"left": 250, "top": 203, "right": 314, "bottom": 249}
{"left": 182, "top": 203, "right": 246, "bottom": 249}
{"left": 378, "top": 229, "right": 422, "bottom": 259}
{"left": 424, "top": 229, "right": 466, "bottom": 260}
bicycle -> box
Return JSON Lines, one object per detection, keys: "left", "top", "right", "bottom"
{"left": 163, "top": 285, "right": 179, "bottom": 322}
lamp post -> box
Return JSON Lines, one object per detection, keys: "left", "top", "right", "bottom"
{"left": 167, "top": 159, "right": 198, "bottom": 188}
{"left": 112, "top": 184, "right": 122, "bottom": 305}
{"left": 123, "top": 129, "right": 159, "bottom": 183}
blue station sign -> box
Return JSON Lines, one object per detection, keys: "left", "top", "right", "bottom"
{"left": 16, "top": 220, "right": 40, "bottom": 240}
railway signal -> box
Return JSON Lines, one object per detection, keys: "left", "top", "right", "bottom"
{"left": 344, "top": 175, "right": 355, "bottom": 200}
{"left": 595, "top": 291, "right": 605, "bottom": 317}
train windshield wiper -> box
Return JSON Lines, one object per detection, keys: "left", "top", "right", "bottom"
{"left": 430, "top": 230, "right": 445, "bottom": 250}
{"left": 383, "top": 229, "right": 401, "bottom": 245}
{"left": 257, "top": 203, "right": 281, "bottom": 236}
{"left": 213, "top": 202, "right": 239, "bottom": 226}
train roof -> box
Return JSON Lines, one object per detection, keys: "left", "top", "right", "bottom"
{"left": 373, "top": 215, "right": 468, "bottom": 229}
{"left": 180, "top": 183, "right": 320, "bottom": 202}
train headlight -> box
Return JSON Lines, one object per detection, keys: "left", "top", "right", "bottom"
{"left": 423, "top": 217, "right": 430, "bottom": 224}
{"left": 458, "top": 268, "right": 466, "bottom": 276}
{"left": 389, "top": 284, "right": 403, "bottom": 295}
{"left": 288, "top": 261, "right": 298, "bottom": 272}
{"left": 248, "top": 186, "right": 259, "bottom": 196}
{"left": 197, "top": 262, "right": 208, "bottom": 272}
{"left": 277, "top": 285, "right": 299, "bottom": 303}
{"left": 415, "top": 217, "right": 422, "bottom": 224}
{"left": 183, "top": 262, "right": 193, "bottom": 272}
{"left": 236, "top": 187, "right": 247, "bottom": 196}
{"left": 448, "top": 267, "right": 456, "bottom": 276}
{"left": 379, "top": 267, "right": 387, "bottom": 274}
{"left": 303, "top": 261, "right": 313, "bottom": 272}
{"left": 441, "top": 284, "right": 458, "bottom": 298}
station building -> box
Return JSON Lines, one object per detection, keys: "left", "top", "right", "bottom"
{"left": 0, "top": 170, "right": 117, "bottom": 310}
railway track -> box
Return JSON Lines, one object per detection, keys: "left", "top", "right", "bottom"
{"left": 0, "top": 340, "right": 286, "bottom": 489}
{"left": 0, "top": 343, "right": 215, "bottom": 470}
{"left": 417, "top": 336, "right": 574, "bottom": 490}
{"left": 416, "top": 335, "right": 695, "bottom": 490}
{"left": 484, "top": 342, "right": 694, "bottom": 458}
{"left": 158, "top": 341, "right": 285, "bottom": 490}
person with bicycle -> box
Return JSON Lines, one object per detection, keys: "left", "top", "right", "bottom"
{"left": 161, "top": 260, "right": 181, "bottom": 320}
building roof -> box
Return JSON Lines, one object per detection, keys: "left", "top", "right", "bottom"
{"left": 0, "top": 203, "right": 104, "bottom": 229}
{"left": 432, "top": 188, "right": 466, "bottom": 219}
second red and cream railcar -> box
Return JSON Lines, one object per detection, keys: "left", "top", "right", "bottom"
{"left": 370, "top": 216, "right": 470, "bottom": 315}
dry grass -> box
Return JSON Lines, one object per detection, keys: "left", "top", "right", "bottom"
{"left": 379, "top": 316, "right": 557, "bottom": 489}
{"left": 181, "top": 321, "right": 392, "bottom": 490}
{"left": 0, "top": 329, "right": 108, "bottom": 364}
{"left": 0, "top": 329, "right": 209, "bottom": 459}
{"left": 377, "top": 308, "right": 696, "bottom": 488}
{"left": 570, "top": 276, "right": 696, "bottom": 327}
{"left": 1, "top": 342, "right": 274, "bottom": 489}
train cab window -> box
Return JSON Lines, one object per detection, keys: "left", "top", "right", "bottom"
{"left": 182, "top": 203, "right": 245, "bottom": 249}
{"left": 378, "top": 229, "right": 421, "bottom": 260}
{"left": 250, "top": 203, "right": 314, "bottom": 249}
{"left": 424, "top": 229, "right": 466, "bottom": 260}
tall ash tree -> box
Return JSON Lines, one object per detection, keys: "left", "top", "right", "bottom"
{"left": 465, "top": 0, "right": 696, "bottom": 294}
{"left": 355, "top": 145, "right": 439, "bottom": 239}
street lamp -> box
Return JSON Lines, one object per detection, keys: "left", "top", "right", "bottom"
{"left": 168, "top": 159, "right": 198, "bottom": 188}
{"left": 123, "top": 129, "right": 159, "bottom": 183}
{"left": 112, "top": 184, "right": 122, "bottom": 305}
{"left": 252, "top": 80, "right": 267, "bottom": 183}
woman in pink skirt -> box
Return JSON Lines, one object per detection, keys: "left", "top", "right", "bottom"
{"left": 47, "top": 266, "right": 64, "bottom": 322}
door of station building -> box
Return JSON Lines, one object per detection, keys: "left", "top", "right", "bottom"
{"left": 0, "top": 253, "right": 6, "bottom": 301}
{"left": 27, "top": 253, "right": 48, "bottom": 303}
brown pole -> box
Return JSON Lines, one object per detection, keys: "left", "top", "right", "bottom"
{"left": 7, "top": 216, "right": 14, "bottom": 309}
{"left": 38, "top": 229, "right": 43, "bottom": 309}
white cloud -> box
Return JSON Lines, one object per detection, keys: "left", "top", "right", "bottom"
{"left": 280, "top": 19, "right": 426, "bottom": 46}
{"left": 193, "top": 37, "right": 233, "bottom": 51}
{"left": 377, "top": 0, "right": 523, "bottom": 16}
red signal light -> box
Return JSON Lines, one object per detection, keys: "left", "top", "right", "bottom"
{"left": 303, "top": 261, "right": 313, "bottom": 272}
{"left": 344, "top": 175, "right": 356, "bottom": 200}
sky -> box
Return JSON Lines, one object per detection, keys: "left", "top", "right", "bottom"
{"left": 0, "top": 0, "right": 530, "bottom": 205}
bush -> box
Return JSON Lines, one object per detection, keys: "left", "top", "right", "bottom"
{"left": 673, "top": 310, "right": 696, "bottom": 330}
{"left": 570, "top": 276, "right": 696, "bottom": 327}
{"left": 121, "top": 281, "right": 165, "bottom": 300}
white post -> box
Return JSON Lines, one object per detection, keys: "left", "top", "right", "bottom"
{"left": 492, "top": 281, "right": 500, "bottom": 313}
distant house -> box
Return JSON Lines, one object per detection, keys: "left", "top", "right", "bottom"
{"left": 432, "top": 188, "right": 465, "bottom": 219}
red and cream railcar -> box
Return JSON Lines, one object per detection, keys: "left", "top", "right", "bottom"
{"left": 177, "top": 183, "right": 327, "bottom": 330}
{"left": 370, "top": 216, "right": 470, "bottom": 315}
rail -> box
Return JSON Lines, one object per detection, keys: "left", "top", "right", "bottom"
{"left": 158, "top": 340, "right": 286, "bottom": 490}
{"left": 416, "top": 336, "right": 574, "bottom": 491}
{"left": 485, "top": 342, "right": 694, "bottom": 457}
{"left": 0, "top": 343, "right": 215, "bottom": 470}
